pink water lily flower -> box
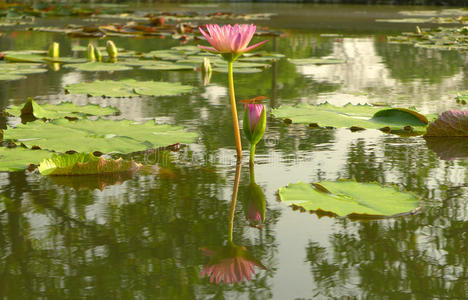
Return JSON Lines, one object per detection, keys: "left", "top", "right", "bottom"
{"left": 199, "top": 24, "right": 268, "bottom": 56}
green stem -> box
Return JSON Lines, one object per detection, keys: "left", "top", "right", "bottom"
{"left": 249, "top": 144, "right": 256, "bottom": 168}
{"left": 228, "top": 160, "right": 242, "bottom": 242}
{"left": 228, "top": 61, "right": 242, "bottom": 159}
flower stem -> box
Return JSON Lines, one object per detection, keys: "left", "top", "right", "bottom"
{"left": 228, "top": 61, "right": 242, "bottom": 159}
{"left": 228, "top": 160, "right": 242, "bottom": 242}
{"left": 249, "top": 144, "right": 256, "bottom": 167}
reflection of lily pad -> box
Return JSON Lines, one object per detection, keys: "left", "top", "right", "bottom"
{"left": 48, "top": 169, "right": 137, "bottom": 190}
{"left": 65, "top": 62, "right": 132, "bottom": 72}
{"left": 288, "top": 58, "right": 345, "bottom": 65}
{"left": 6, "top": 97, "right": 118, "bottom": 119}
{"left": 279, "top": 181, "right": 420, "bottom": 218}
{"left": 0, "top": 147, "right": 53, "bottom": 172}
{"left": 38, "top": 152, "right": 141, "bottom": 175}
{"left": 4, "top": 118, "right": 199, "bottom": 154}
{"left": 271, "top": 103, "right": 434, "bottom": 131}
{"left": 425, "top": 137, "right": 468, "bottom": 160}
{"left": 65, "top": 79, "right": 194, "bottom": 97}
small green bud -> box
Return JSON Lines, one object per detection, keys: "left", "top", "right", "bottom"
{"left": 106, "top": 40, "right": 118, "bottom": 62}
{"left": 48, "top": 42, "right": 59, "bottom": 58}
{"left": 87, "top": 43, "right": 96, "bottom": 62}
{"left": 94, "top": 46, "right": 102, "bottom": 62}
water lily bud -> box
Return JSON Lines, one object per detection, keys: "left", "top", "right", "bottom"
{"left": 243, "top": 104, "right": 266, "bottom": 146}
{"left": 94, "top": 46, "right": 102, "bottom": 62}
{"left": 106, "top": 40, "right": 118, "bottom": 62}
{"left": 87, "top": 43, "right": 96, "bottom": 62}
{"left": 48, "top": 42, "right": 59, "bottom": 58}
{"left": 201, "top": 57, "right": 212, "bottom": 76}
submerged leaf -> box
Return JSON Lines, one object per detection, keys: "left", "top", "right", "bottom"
{"left": 4, "top": 118, "right": 199, "bottom": 154}
{"left": 424, "top": 110, "right": 468, "bottom": 137}
{"left": 38, "top": 152, "right": 141, "bottom": 176}
{"left": 64, "top": 79, "right": 194, "bottom": 97}
{"left": 6, "top": 97, "right": 118, "bottom": 119}
{"left": 279, "top": 181, "right": 420, "bottom": 218}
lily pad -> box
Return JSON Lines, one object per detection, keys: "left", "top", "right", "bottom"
{"left": 6, "top": 97, "right": 118, "bottom": 119}
{"left": 121, "top": 59, "right": 195, "bottom": 70}
{"left": 4, "top": 118, "right": 199, "bottom": 154}
{"left": 43, "top": 57, "right": 87, "bottom": 64}
{"left": 288, "top": 58, "right": 345, "bottom": 65}
{"left": 4, "top": 54, "right": 46, "bottom": 63}
{"left": 38, "top": 152, "right": 141, "bottom": 175}
{"left": 424, "top": 110, "right": 468, "bottom": 137}
{"left": 0, "top": 147, "right": 53, "bottom": 172}
{"left": 0, "top": 63, "right": 48, "bottom": 80}
{"left": 64, "top": 62, "right": 133, "bottom": 72}
{"left": 144, "top": 50, "right": 186, "bottom": 61}
{"left": 212, "top": 67, "right": 264, "bottom": 74}
{"left": 278, "top": 181, "right": 420, "bottom": 218}
{"left": 64, "top": 79, "right": 194, "bottom": 97}
{"left": 271, "top": 103, "right": 434, "bottom": 131}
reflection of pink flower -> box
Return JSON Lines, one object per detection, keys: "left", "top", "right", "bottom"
{"left": 248, "top": 201, "right": 262, "bottom": 222}
{"left": 200, "top": 244, "right": 265, "bottom": 284}
{"left": 198, "top": 24, "right": 268, "bottom": 55}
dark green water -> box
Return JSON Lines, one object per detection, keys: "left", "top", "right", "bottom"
{"left": 0, "top": 3, "right": 467, "bottom": 299}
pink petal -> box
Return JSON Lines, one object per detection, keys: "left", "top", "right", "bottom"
{"left": 198, "top": 45, "right": 220, "bottom": 54}
{"left": 242, "top": 39, "right": 269, "bottom": 53}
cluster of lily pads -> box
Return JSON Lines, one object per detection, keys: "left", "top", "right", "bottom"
{"left": 376, "top": 8, "right": 468, "bottom": 25}
{"left": 387, "top": 25, "right": 468, "bottom": 51}
{"left": 0, "top": 41, "right": 284, "bottom": 82}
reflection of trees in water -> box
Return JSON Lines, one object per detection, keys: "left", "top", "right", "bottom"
{"left": 0, "top": 157, "right": 280, "bottom": 298}
{"left": 375, "top": 42, "right": 463, "bottom": 84}
{"left": 304, "top": 134, "right": 468, "bottom": 299}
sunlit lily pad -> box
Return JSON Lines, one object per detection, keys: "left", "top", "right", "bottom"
{"left": 38, "top": 152, "right": 141, "bottom": 175}
{"left": 279, "top": 181, "right": 420, "bottom": 218}
{"left": 144, "top": 50, "right": 186, "bottom": 61}
{"left": 4, "top": 53, "right": 46, "bottom": 63}
{"left": 288, "top": 58, "right": 345, "bottom": 65}
{"left": 64, "top": 79, "right": 194, "bottom": 97}
{"left": 0, "top": 147, "right": 53, "bottom": 172}
{"left": 271, "top": 103, "right": 435, "bottom": 131}
{"left": 121, "top": 59, "right": 195, "bottom": 70}
{"left": 64, "top": 62, "right": 133, "bottom": 72}
{"left": 6, "top": 97, "right": 118, "bottom": 119}
{"left": 4, "top": 118, "right": 199, "bottom": 154}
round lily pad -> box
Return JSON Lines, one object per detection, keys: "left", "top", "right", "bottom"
{"left": 0, "top": 147, "right": 53, "bottom": 172}
{"left": 279, "top": 180, "right": 420, "bottom": 218}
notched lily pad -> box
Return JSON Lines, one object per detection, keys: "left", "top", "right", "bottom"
{"left": 38, "top": 152, "right": 142, "bottom": 175}
{"left": 4, "top": 118, "right": 199, "bottom": 154}
{"left": 271, "top": 103, "right": 435, "bottom": 132}
{"left": 6, "top": 97, "right": 118, "bottom": 120}
{"left": 64, "top": 79, "right": 194, "bottom": 97}
{"left": 279, "top": 181, "right": 420, "bottom": 218}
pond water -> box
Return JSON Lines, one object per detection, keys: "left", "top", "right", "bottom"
{"left": 0, "top": 3, "right": 467, "bottom": 299}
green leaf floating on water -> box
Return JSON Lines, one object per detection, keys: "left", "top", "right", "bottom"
{"left": 0, "top": 63, "right": 48, "bottom": 80}
{"left": 4, "top": 54, "right": 47, "bottom": 63}
{"left": 121, "top": 59, "right": 196, "bottom": 70}
{"left": 4, "top": 118, "right": 198, "bottom": 153}
{"left": 271, "top": 103, "right": 436, "bottom": 131}
{"left": 0, "top": 147, "right": 53, "bottom": 172}
{"left": 65, "top": 79, "right": 194, "bottom": 97}
{"left": 278, "top": 181, "right": 420, "bottom": 218}
{"left": 288, "top": 58, "right": 345, "bottom": 65}
{"left": 6, "top": 97, "right": 118, "bottom": 119}
{"left": 64, "top": 62, "right": 133, "bottom": 72}
{"left": 38, "top": 152, "right": 141, "bottom": 176}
